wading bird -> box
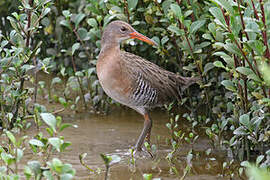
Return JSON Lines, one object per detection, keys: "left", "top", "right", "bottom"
{"left": 97, "top": 20, "right": 198, "bottom": 153}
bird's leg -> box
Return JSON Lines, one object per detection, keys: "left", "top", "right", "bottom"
{"left": 135, "top": 113, "right": 152, "bottom": 152}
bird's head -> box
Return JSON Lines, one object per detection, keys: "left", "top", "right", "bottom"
{"left": 101, "top": 20, "right": 157, "bottom": 47}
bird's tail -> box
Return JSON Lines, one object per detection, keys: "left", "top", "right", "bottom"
{"left": 178, "top": 75, "right": 201, "bottom": 91}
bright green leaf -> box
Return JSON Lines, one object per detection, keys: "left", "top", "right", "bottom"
{"left": 40, "top": 113, "right": 57, "bottom": 132}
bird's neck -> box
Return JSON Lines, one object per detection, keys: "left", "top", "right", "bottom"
{"left": 99, "top": 39, "right": 121, "bottom": 60}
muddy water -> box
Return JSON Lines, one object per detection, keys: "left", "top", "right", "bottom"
{"left": 27, "top": 108, "right": 229, "bottom": 180}
{"left": 19, "top": 73, "right": 234, "bottom": 179}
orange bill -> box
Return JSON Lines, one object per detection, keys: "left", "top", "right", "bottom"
{"left": 129, "top": 31, "right": 157, "bottom": 46}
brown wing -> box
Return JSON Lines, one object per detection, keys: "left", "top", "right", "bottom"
{"left": 120, "top": 51, "right": 198, "bottom": 107}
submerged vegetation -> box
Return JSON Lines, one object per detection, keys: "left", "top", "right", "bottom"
{"left": 0, "top": 0, "right": 270, "bottom": 179}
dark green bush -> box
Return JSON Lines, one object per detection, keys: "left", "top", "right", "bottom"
{"left": 0, "top": 0, "right": 270, "bottom": 178}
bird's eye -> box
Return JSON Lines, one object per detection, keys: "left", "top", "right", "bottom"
{"left": 120, "top": 26, "right": 127, "bottom": 32}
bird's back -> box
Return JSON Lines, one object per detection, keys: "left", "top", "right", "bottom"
{"left": 120, "top": 51, "right": 198, "bottom": 109}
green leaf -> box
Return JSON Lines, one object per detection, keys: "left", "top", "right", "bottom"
{"left": 60, "top": 174, "right": 73, "bottom": 180}
{"left": 28, "top": 161, "right": 41, "bottom": 175}
{"left": 24, "top": 166, "right": 33, "bottom": 178}
{"left": 59, "top": 97, "right": 67, "bottom": 108}
{"left": 29, "top": 139, "right": 44, "bottom": 147}
{"left": 190, "top": 20, "right": 206, "bottom": 34}
{"left": 51, "top": 158, "right": 63, "bottom": 173}
{"left": 43, "top": 171, "right": 54, "bottom": 180}
{"left": 167, "top": 25, "right": 184, "bottom": 36}
{"left": 72, "top": 43, "right": 80, "bottom": 55}
{"left": 213, "top": 61, "right": 226, "bottom": 69}
{"left": 239, "top": 114, "right": 250, "bottom": 127}
{"left": 100, "top": 154, "right": 112, "bottom": 166}
{"left": 170, "top": 4, "right": 183, "bottom": 21}
{"left": 221, "top": 80, "right": 236, "bottom": 91}
{"left": 256, "top": 155, "right": 264, "bottom": 165}
{"left": 51, "top": 77, "right": 62, "bottom": 86}
{"left": 1, "top": 152, "right": 15, "bottom": 165}
{"left": 59, "top": 123, "right": 73, "bottom": 132}
{"left": 128, "top": 0, "right": 138, "bottom": 10}
{"left": 240, "top": 161, "right": 250, "bottom": 167}
{"left": 236, "top": 67, "right": 253, "bottom": 76}
{"left": 60, "top": 20, "right": 71, "bottom": 30}
{"left": 42, "top": 8, "right": 51, "bottom": 17}
{"left": 247, "top": 165, "right": 270, "bottom": 180}
{"left": 75, "top": 71, "right": 84, "bottom": 77}
{"left": 62, "top": 10, "right": 71, "bottom": 18}
{"left": 15, "top": 148, "right": 23, "bottom": 162}
{"left": 247, "top": 40, "right": 265, "bottom": 56}
{"left": 203, "top": 62, "right": 215, "bottom": 75}
{"left": 48, "top": 138, "right": 62, "bottom": 152}
{"left": 77, "top": 28, "right": 90, "bottom": 41}
{"left": 87, "top": 18, "right": 98, "bottom": 28}
{"left": 213, "top": 51, "right": 234, "bottom": 68}
{"left": 233, "top": 126, "right": 248, "bottom": 135}
{"left": 110, "top": 155, "right": 121, "bottom": 165}
{"left": 143, "top": 174, "right": 153, "bottom": 180}
{"left": 40, "top": 113, "right": 57, "bottom": 132}
{"left": 236, "top": 67, "right": 261, "bottom": 82}
{"left": 184, "top": 10, "right": 193, "bottom": 17}
{"left": 224, "top": 43, "right": 241, "bottom": 56}
{"left": 60, "top": 142, "right": 72, "bottom": 152}
{"left": 212, "top": 0, "right": 234, "bottom": 15}
{"left": 6, "top": 131, "right": 16, "bottom": 145}
{"left": 209, "top": 7, "right": 226, "bottom": 27}
{"left": 74, "top": 13, "right": 86, "bottom": 29}
{"left": 247, "top": 73, "right": 261, "bottom": 82}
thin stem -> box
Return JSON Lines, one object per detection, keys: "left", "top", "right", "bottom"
{"left": 123, "top": 0, "right": 130, "bottom": 24}
{"left": 11, "top": 0, "right": 34, "bottom": 128}
{"left": 259, "top": 0, "right": 270, "bottom": 59}
{"left": 186, "top": 0, "right": 195, "bottom": 21}
{"left": 33, "top": 57, "right": 37, "bottom": 103}
{"left": 71, "top": 55, "right": 87, "bottom": 109}
{"left": 251, "top": 0, "right": 259, "bottom": 19}
{"left": 73, "top": 28, "right": 92, "bottom": 60}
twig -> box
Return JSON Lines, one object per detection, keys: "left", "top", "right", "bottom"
{"left": 71, "top": 55, "right": 88, "bottom": 109}
{"left": 11, "top": 0, "right": 34, "bottom": 128}
{"left": 123, "top": 0, "right": 130, "bottom": 23}
{"left": 52, "top": 108, "right": 65, "bottom": 114}
{"left": 259, "top": 0, "right": 270, "bottom": 59}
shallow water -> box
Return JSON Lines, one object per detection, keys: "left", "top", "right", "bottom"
{"left": 18, "top": 73, "right": 235, "bottom": 179}
{"left": 22, "top": 107, "right": 232, "bottom": 180}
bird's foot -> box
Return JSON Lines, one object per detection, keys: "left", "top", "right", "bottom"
{"left": 133, "top": 143, "right": 154, "bottom": 159}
